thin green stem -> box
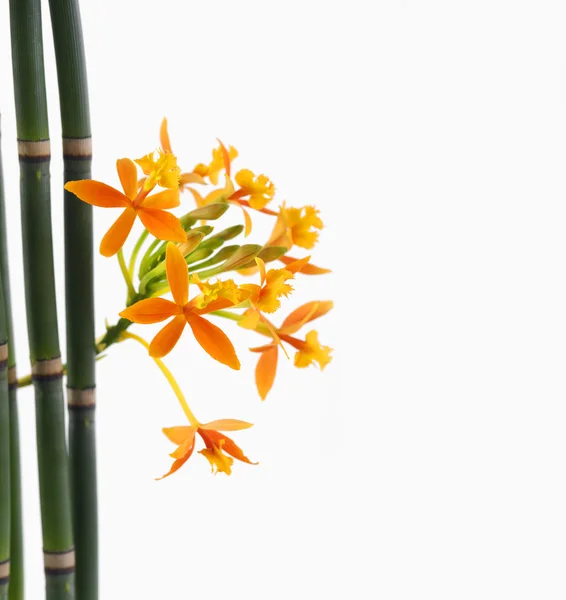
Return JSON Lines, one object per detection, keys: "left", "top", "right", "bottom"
{"left": 138, "top": 238, "right": 161, "bottom": 279}
{"left": 139, "top": 261, "right": 166, "bottom": 295}
{"left": 210, "top": 309, "right": 243, "bottom": 323}
{"left": 117, "top": 249, "right": 136, "bottom": 302}
{"left": 128, "top": 230, "right": 148, "bottom": 279}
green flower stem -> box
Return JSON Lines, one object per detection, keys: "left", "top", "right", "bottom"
{"left": 139, "top": 262, "right": 166, "bottom": 295}
{"left": 128, "top": 230, "right": 148, "bottom": 279}
{"left": 209, "top": 310, "right": 243, "bottom": 323}
{"left": 138, "top": 238, "right": 161, "bottom": 279}
{"left": 117, "top": 249, "right": 136, "bottom": 303}
{"left": 9, "top": 0, "right": 75, "bottom": 595}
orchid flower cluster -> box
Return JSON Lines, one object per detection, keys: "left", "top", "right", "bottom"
{"left": 64, "top": 119, "right": 333, "bottom": 478}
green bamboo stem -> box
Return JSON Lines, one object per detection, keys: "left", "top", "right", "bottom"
{"left": 0, "top": 275, "right": 11, "bottom": 600}
{"left": 47, "top": 0, "right": 97, "bottom": 598}
{"left": 0, "top": 119, "right": 23, "bottom": 600}
{"left": 9, "top": 0, "right": 75, "bottom": 597}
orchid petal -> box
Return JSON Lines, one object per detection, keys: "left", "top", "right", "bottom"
{"left": 166, "top": 243, "right": 189, "bottom": 306}
{"left": 116, "top": 158, "right": 139, "bottom": 200}
{"left": 99, "top": 207, "right": 137, "bottom": 257}
{"left": 137, "top": 208, "right": 186, "bottom": 242}
{"left": 200, "top": 419, "right": 254, "bottom": 431}
{"left": 149, "top": 315, "right": 187, "bottom": 358}
{"left": 255, "top": 346, "right": 278, "bottom": 400}
{"left": 185, "top": 313, "right": 240, "bottom": 370}
{"left": 119, "top": 298, "right": 180, "bottom": 324}
{"left": 65, "top": 180, "right": 128, "bottom": 208}
{"left": 142, "top": 189, "right": 180, "bottom": 210}
{"left": 163, "top": 425, "right": 196, "bottom": 445}
{"left": 160, "top": 117, "right": 172, "bottom": 153}
{"left": 279, "top": 301, "right": 334, "bottom": 335}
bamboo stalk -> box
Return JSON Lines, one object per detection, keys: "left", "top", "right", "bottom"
{"left": 9, "top": 1, "right": 75, "bottom": 598}
{"left": 0, "top": 272, "right": 11, "bottom": 600}
{"left": 0, "top": 119, "right": 23, "bottom": 600}
{"left": 47, "top": 1, "right": 97, "bottom": 598}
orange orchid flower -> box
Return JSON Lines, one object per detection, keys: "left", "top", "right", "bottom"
{"left": 268, "top": 203, "right": 323, "bottom": 250}
{"left": 158, "top": 418, "right": 256, "bottom": 478}
{"left": 65, "top": 153, "right": 186, "bottom": 257}
{"left": 237, "top": 256, "right": 310, "bottom": 337}
{"left": 192, "top": 139, "right": 238, "bottom": 186}
{"left": 189, "top": 141, "right": 278, "bottom": 236}
{"left": 247, "top": 300, "right": 334, "bottom": 399}
{"left": 120, "top": 243, "right": 249, "bottom": 366}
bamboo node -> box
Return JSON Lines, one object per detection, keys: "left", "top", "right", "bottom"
{"left": 63, "top": 136, "right": 92, "bottom": 158}
{"left": 0, "top": 559, "right": 9, "bottom": 580}
{"left": 17, "top": 139, "right": 50, "bottom": 159}
{"left": 67, "top": 387, "right": 96, "bottom": 408}
{"left": 7, "top": 366, "right": 17, "bottom": 386}
{"left": 0, "top": 342, "right": 7, "bottom": 363}
{"left": 32, "top": 357, "right": 63, "bottom": 379}
{"left": 43, "top": 549, "right": 75, "bottom": 573}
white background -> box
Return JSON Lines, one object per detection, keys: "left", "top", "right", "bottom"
{"left": 1, "top": 0, "right": 566, "bottom": 598}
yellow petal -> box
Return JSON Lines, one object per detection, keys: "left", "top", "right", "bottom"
{"left": 99, "top": 208, "right": 137, "bottom": 257}
{"left": 228, "top": 201, "right": 252, "bottom": 237}
{"left": 188, "top": 187, "right": 204, "bottom": 207}
{"left": 200, "top": 419, "right": 253, "bottom": 431}
{"left": 142, "top": 189, "right": 180, "bottom": 209}
{"left": 160, "top": 117, "right": 172, "bottom": 153}
{"left": 166, "top": 242, "right": 189, "bottom": 306}
{"left": 119, "top": 298, "right": 180, "bottom": 324}
{"left": 137, "top": 208, "right": 186, "bottom": 242}
{"left": 185, "top": 313, "right": 240, "bottom": 370}
{"left": 149, "top": 315, "right": 187, "bottom": 358}
{"left": 255, "top": 257, "right": 267, "bottom": 287}
{"left": 180, "top": 172, "right": 206, "bottom": 186}
{"left": 217, "top": 138, "right": 232, "bottom": 176}
{"left": 255, "top": 346, "right": 278, "bottom": 400}
{"left": 116, "top": 158, "right": 138, "bottom": 200}
{"left": 65, "top": 180, "right": 128, "bottom": 208}
{"left": 238, "top": 308, "right": 260, "bottom": 330}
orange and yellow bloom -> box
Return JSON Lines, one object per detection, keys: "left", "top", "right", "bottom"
{"left": 159, "top": 418, "right": 256, "bottom": 478}
{"left": 247, "top": 300, "right": 333, "bottom": 399}
{"left": 120, "top": 243, "right": 249, "bottom": 366}
{"left": 236, "top": 256, "right": 309, "bottom": 336}
{"left": 268, "top": 203, "right": 324, "bottom": 250}
{"left": 65, "top": 152, "right": 186, "bottom": 257}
